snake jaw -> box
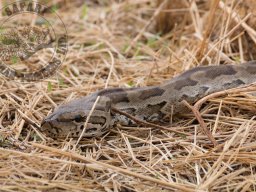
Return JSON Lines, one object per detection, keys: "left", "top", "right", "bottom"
{"left": 41, "top": 95, "right": 113, "bottom": 138}
{"left": 41, "top": 112, "right": 112, "bottom": 138}
{"left": 40, "top": 118, "right": 59, "bottom": 138}
{"left": 41, "top": 115, "right": 77, "bottom": 138}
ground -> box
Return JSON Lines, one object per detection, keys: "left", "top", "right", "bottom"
{"left": 0, "top": 0, "right": 256, "bottom": 191}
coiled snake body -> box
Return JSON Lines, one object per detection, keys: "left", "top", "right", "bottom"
{"left": 41, "top": 61, "right": 256, "bottom": 138}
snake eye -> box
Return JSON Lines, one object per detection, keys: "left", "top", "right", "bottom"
{"left": 73, "top": 115, "right": 84, "bottom": 123}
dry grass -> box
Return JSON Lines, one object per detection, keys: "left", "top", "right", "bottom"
{"left": 0, "top": 0, "right": 256, "bottom": 191}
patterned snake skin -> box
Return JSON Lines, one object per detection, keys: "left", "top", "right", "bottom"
{"left": 0, "top": 26, "right": 51, "bottom": 61}
{"left": 41, "top": 61, "right": 256, "bottom": 138}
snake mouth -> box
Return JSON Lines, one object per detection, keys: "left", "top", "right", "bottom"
{"left": 40, "top": 119, "right": 48, "bottom": 131}
{"left": 40, "top": 118, "right": 65, "bottom": 137}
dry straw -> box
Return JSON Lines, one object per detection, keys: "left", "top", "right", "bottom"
{"left": 0, "top": 0, "right": 256, "bottom": 191}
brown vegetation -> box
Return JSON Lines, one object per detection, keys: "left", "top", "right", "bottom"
{"left": 0, "top": 0, "right": 256, "bottom": 191}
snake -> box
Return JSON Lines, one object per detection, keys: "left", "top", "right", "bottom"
{"left": 0, "top": 26, "right": 51, "bottom": 61}
{"left": 41, "top": 61, "right": 256, "bottom": 138}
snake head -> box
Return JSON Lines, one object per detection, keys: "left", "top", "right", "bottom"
{"left": 41, "top": 96, "right": 112, "bottom": 138}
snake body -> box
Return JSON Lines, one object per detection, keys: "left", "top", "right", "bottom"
{"left": 41, "top": 61, "right": 256, "bottom": 138}
{"left": 0, "top": 26, "right": 51, "bottom": 61}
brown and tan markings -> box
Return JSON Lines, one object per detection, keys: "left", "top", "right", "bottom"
{"left": 41, "top": 61, "right": 256, "bottom": 138}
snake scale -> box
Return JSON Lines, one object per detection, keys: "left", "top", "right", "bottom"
{"left": 41, "top": 61, "right": 256, "bottom": 138}
{"left": 0, "top": 26, "right": 51, "bottom": 61}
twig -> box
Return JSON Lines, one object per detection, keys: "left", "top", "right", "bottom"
{"left": 182, "top": 100, "right": 218, "bottom": 147}
{"left": 7, "top": 136, "right": 31, "bottom": 150}
{"left": 219, "top": 1, "right": 256, "bottom": 44}
{"left": 31, "top": 142, "right": 195, "bottom": 191}
{"left": 111, "top": 107, "right": 191, "bottom": 136}
{"left": 75, "top": 96, "right": 101, "bottom": 147}
{"left": 18, "top": 109, "right": 41, "bottom": 130}
{"left": 124, "top": 0, "right": 168, "bottom": 54}
{"left": 17, "top": 109, "right": 46, "bottom": 141}
{"left": 196, "top": 0, "right": 220, "bottom": 62}
{"left": 182, "top": 84, "right": 256, "bottom": 146}
{"left": 194, "top": 84, "right": 256, "bottom": 109}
